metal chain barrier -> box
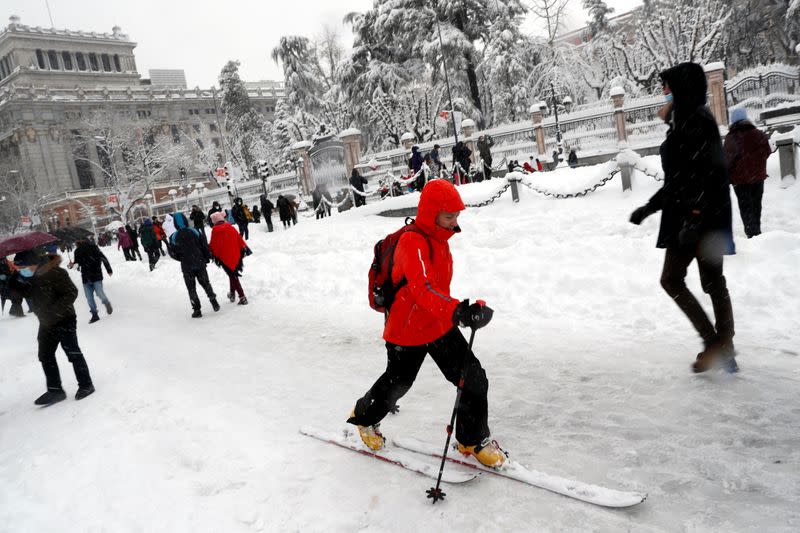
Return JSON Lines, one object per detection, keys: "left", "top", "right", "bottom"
{"left": 463, "top": 182, "right": 512, "bottom": 208}
{"left": 632, "top": 164, "right": 664, "bottom": 182}
{"left": 519, "top": 167, "right": 620, "bottom": 199}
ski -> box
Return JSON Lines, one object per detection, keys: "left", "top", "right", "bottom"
{"left": 299, "top": 427, "right": 479, "bottom": 484}
{"left": 392, "top": 437, "right": 647, "bottom": 508}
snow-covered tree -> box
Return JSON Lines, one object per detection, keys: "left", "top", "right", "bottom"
{"left": 0, "top": 156, "right": 39, "bottom": 235}
{"left": 722, "top": 0, "right": 797, "bottom": 70}
{"left": 218, "top": 60, "right": 269, "bottom": 172}
{"left": 582, "top": 0, "right": 614, "bottom": 38}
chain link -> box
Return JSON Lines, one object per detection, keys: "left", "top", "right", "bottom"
{"left": 632, "top": 164, "right": 664, "bottom": 182}
{"left": 519, "top": 169, "right": 620, "bottom": 199}
{"left": 464, "top": 183, "right": 512, "bottom": 208}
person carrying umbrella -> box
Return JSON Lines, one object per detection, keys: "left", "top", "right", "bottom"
{"left": 10, "top": 247, "right": 95, "bottom": 405}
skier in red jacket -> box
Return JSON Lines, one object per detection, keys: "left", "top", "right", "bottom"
{"left": 209, "top": 211, "right": 251, "bottom": 305}
{"left": 347, "top": 180, "right": 505, "bottom": 468}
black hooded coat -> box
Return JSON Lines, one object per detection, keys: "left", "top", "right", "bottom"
{"left": 644, "top": 62, "right": 735, "bottom": 255}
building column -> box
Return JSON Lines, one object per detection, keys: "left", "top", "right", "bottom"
{"left": 704, "top": 62, "right": 727, "bottom": 126}
{"left": 610, "top": 87, "right": 628, "bottom": 145}
{"left": 339, "top": 129, "right": 362, "bottom": 176}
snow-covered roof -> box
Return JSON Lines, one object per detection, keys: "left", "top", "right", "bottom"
{"left": 703, "top": 62, "right": 725, "bottom": 73}
{"left": 461, "top": 118, "right": 476, "bottom": 128}
{"left": 338, "top": 128, "right": 362, "bottom": 138}
{"left": 291, "top": 140, "right": 312, "bottom": 150}
{"left": 610, "top": 86, "right": 625, "bottom": 97}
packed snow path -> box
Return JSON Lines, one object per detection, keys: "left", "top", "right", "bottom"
{"left": 2, "top": 159, "right": 799, "bottom": 532}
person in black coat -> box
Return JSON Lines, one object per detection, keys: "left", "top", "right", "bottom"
{"left": 259, "top": 194, "right": 275, "bottom": 232}
{"left": 452, "top": 141, "right": 472, "bottom": 179}
{"left": 231, "top": 197, "right": 249, "bottom": 239}
{"left": 189, "top": 205, "right": 207, "bottom": 239}
{"left": 169, "top": 212, "right": 218, "bottom": 317}
{"left": 251, "top": 205, "right": 261, "bottom": 223}
{"left": 276, "top": 195, "right": 293, "bottom": 229}
{"left": 126, "top": 224, "right": 143, "bottom": 261}
{"left": 207, "top": 201, "right": 223, "bottom": 228}
{"left": 629, "top": 62, "right": 737, "bottom": 374}
{"left": 11, "top": 249, "right": 95, "bottom": 405}
{"left": 69, "top": 239, "right": 113, "bottom": 323}
{"left": 350, "top": 168, "right": 368, "bottom": 207}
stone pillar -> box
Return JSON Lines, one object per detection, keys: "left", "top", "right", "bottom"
{"left": 704, "top": 62, "right": 727, "bottom": 126}
{"left": 339, "top": 129, "right": 362, "bottom": 176}
{"left": 291, "top": 140, "right": 313, "bottom": 196}
{"left": 610, "top": 87, "right": 628, "bottom": 144}
{"left": 530, "top": 103, "right": 546, "bottom": 157}
{"left": 775, "top": 138, "right": 796, "bottom": 184}
{"left": 461, "top": 119, "right": 477, "bottom": 165}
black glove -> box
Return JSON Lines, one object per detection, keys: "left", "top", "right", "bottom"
{"left": 629, "top": 205, "right": 652, "bottom": 225}
{"left": 678, "top": 214, "right": 702, "bottom": 247}
{"left": 453, "top": 299, "right": 494, "bottom": 330}
{"left": 244, "top": 247, "right": 253, "bottom": 256}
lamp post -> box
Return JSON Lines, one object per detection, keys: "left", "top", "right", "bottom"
{"left": 433, "top": 2, "right": 459, "bottom": 145}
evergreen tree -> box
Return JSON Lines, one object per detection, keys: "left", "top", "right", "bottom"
{"left": 582, "top": 0, "right": 614, "bottom": 37}
{"left": 218, "top": 60, "right": 268, "bottom": 171}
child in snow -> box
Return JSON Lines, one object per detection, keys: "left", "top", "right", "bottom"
{"left": 209, "top": 211, "right": 251, "bottom": 305}
{"left": 11, "top": 248, "right": 95, "bottom": 405}
{"left": 347, "top": 180, "right": 505, "bottom": 468}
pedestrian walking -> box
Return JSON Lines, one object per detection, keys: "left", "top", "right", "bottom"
{"left": 252, "top": 205, "right": 262, "bottom": 223}
{"left": 350, "top": 168, "right": 368, "bottom": 207}
{"left": 207, "top": 201, "right": 223, "bottom": 228}
{"left": 139, "top": 218, "right": 161, "bottom": 271}
{"left": 568, "top": 149, "right": 578, "bottom": 168}
{"left": 477, "top": 135, "right": 494, "bottom": 180}
{"left": 231, "top": 197, "right": 250, "bottom": 240}
{"left": 10, "top": 249, "right": 95, "bottom": 405}
{"left": 277, "top": 195, "right": 293, "bottom": 229}
{"left": 190, "top": 205, "right": 207, "bottom": 239}
{"left": 629, "top": 62, "right": 737, "bottom": 374}
{"left": 117, "top": 227, "right": 134, "bottom": 261}
{"left": 69, "top": 238, "right": 113, "bottom": 324}
{"left": 126, "top": 224, "right": 143, "bottom": 261}
{"left": 260, "top": 194, "right": 274, "bottom": 232}
{"left": 723, "top": 108, "right": 772, "bottom": 238}
{"left": 209, "top": 211, "right": 251, "bottom": 305}
{"left": 169, "top": 212, "right": 219, "bottom": 318}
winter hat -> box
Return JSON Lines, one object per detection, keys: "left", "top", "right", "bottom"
{"left": 210, "top": 211, "right": 226, "bottom": 225}
{"left": 730, "top": 108, "right": 748, "bottom": 124}
{"left": 13, "top": 248, "right": 44, "bottom": 266}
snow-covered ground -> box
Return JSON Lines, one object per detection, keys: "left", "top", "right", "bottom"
{"left": 2, "top": 157, "right": 799, "bottom": 532}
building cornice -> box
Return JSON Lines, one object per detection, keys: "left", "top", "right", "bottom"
{"left": 0, "top": 17, "right": 135, "bottom": 47}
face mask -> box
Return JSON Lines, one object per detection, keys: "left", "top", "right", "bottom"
{"left": 18, "top": 267, "right": 34, "bottom": 278}
{"left": 664, "top": 93, "right": 673, "bottom": 103}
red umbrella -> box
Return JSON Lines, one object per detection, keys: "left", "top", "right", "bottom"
{"left": 0, "top": 231, "right": 57, "bottom": 258}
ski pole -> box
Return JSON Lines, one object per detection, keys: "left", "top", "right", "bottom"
{"left": 426, "top": 327, "right": 476, "bottom": 504}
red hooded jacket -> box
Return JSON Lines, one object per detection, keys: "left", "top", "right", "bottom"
{"left": 209, "top": 222, "right": 248, "bottom": 274}
{"left": 384, "top": 180, "right": 465, "bottom": 346}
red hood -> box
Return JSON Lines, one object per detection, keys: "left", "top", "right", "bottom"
{"left": 416, "top": 180, "right": 465, "bottom": 242}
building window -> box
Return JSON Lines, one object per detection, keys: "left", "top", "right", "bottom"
{"left": 209, "top": 123, "right": 217, "bottom": 133}
{"left": 0, "top": 56, "right": 11, "bottom": 81}
{"left": 35, "top": 49, "right": 46, "bottom": 69}
{"left": 101, "top": 53, "right": 112, "bottom": 72}
{"left": 88, "top": 53, "right": 99, "bottom": 71}
{"left": 75, "top": 52, "right": 87, "bottom": 71}
{"left": 61, "top": 51, "right": 73, "bottom": 70}
{"left": 137, "top": 110, "right": 152, "bottom": 119}
{"left": 192, "top": 124, "right": 201, "bottom": 134}
{"left": 205, "top": 108, "right": 214, "bottom": 114}
{"left": 113, "top": 54, "right": 122, "bottom": 72}
{"left": 47, "top": 50, "right": 60, "bottom": 70}
{"left": 171, "top": 124, "right": 180, "bottom": 143}
{"left": 72, "top": 131, "right": 95, "bottom": 189}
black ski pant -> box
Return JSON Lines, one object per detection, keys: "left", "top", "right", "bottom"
{"left": 733, "top": 182, "right": 764, "bottom": 238}
{"left": 265, "top": 216, "right": 273, "bottom": 232}
{"left": 350, "top": 327, "right": 490, "bottom": 446}
{"left": 237, "top": 222, "right": 250, "bottom": 240}
{"left": 183, "top": 267, "right": 216, "bottom": 310}
{"left": 483, "top": 158, "right": 493, "bottom": 180}
{"left": 38, "top": 316, "right": 92, "bottom": 390}
{"left": 660, "top": 247, "right": 735, "bottom": 345}
{"left": 145, "top": 246, "right": 160, "bottom": 270}
{"left": 130, "top": 246, "right": 143, "bottom": 261}
{"left": 122, "top": 247, "right": 133, "bottom": 261}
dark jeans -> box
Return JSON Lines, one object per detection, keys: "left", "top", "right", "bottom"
{"left": 228, "top": 273, "right": 244, "bottom": 298}
{"left": 38, "top": 317, "right": 92, "bottom": 390}
{"left": 145, "top": 246, "right": 160, "bottom": 269}
{"left": 483, "top": 159, "right": 493, "bottom": 180}
{"left": 122, "top": 247, "right": 133, "bottom": 261}
{"left": 130, "top": 247, "right": 143, "bottom": 261}
{"left": 733, "top": 182, "right": 764, "bottom": 238}
{"left": 237, "top": 222, "right": 249, "bottom": 240}
{"left": 183, "top": 268, "right": 216, "bottom": 310}
{"left": 350, "top": 327, "right": 490, "bottom": 446}
{"left": 265, "top": 216, "right": 273, "bottom": 232}
{"left": 354, "top": 194, "right": 366, "bottom": 207}
{"left": 660, "top": 247, "right": 735, "bottom": 344}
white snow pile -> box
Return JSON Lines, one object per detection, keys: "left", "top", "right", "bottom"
{"left": 2, "top": 156, "right": 800, "bottom": 532}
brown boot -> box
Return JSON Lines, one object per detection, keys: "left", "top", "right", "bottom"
{"left": 693, "top": 339, "right": 734, "bottom": 373}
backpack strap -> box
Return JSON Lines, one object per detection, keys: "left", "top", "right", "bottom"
{"left": 391, "top": 218, "right": 433, "bottom": 296}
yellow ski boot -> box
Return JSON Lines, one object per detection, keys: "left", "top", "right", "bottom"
{"left": 457, "top": 438, "right": 507, "bottom": 468}
{"left": 349, "top": 410, "right": 385, "bottom": 451}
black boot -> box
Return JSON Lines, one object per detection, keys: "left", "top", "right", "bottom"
{"left": 211, "top": 299, "right": 220, "bottom": 312}
{"left": 89, "top": 312, "right": 100, "bottom": 324}
{"left": 75, "top": 384, "right": 95, "bottom": 400}
{"left": 35, "top": 388, "right": 67, "bottom": 406}
{"left": 191, "top": 308, "right": 202, "bottom": 318}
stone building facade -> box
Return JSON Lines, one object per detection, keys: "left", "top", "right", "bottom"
{"left": 0, "top": 15, "right": 284, "bottom": 229}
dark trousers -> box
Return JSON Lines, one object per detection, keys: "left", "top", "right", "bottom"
{"left": 483, "top": 159, "right": 493, "bottom": 180}
{"left": 130, "top": 247, "right": 143, "bottom": 261}
{"left": 351, "top": 327, "right": 490, "bottom": 446}
{"left": 122, "top": 247, "right": 133, "bottom": 261}
{"left": 733, "top": 182, "right": 764, "bottom": 238}
{"left": 660, "top": 247, "right": 735, "bottom": 344}
{"left": 158, "top": 240, "right": 165, "bottom": 256}
{"left": 38, "top": 317, "right": 92, "bottom": 390}
{"left": 145, "top": 246, "right": 160, "bottom": 269}
{"left": 228, "top": 273, "right": 244, "bottom": 298}
{"left": 354, "top": 194, "right": 366, "bottom": 207}
{"left": 237, "top": 222, "right": 249, "bottom": 240}
{"left": 183, "top": 268, "right": 216, "bottom": 310}
{"left": 265, "top": 216, "right": 273, "bottom": 232}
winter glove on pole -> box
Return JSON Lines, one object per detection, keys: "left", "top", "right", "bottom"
{"left": 453, "top": 299, "right": 494, "bottom": 330}
{"left": 629, "top": 205, "right": 652, "bottom": 225}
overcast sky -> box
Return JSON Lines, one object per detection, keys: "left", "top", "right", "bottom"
{"left": 5, "top": 0, "right": 642, "bottom": 88}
